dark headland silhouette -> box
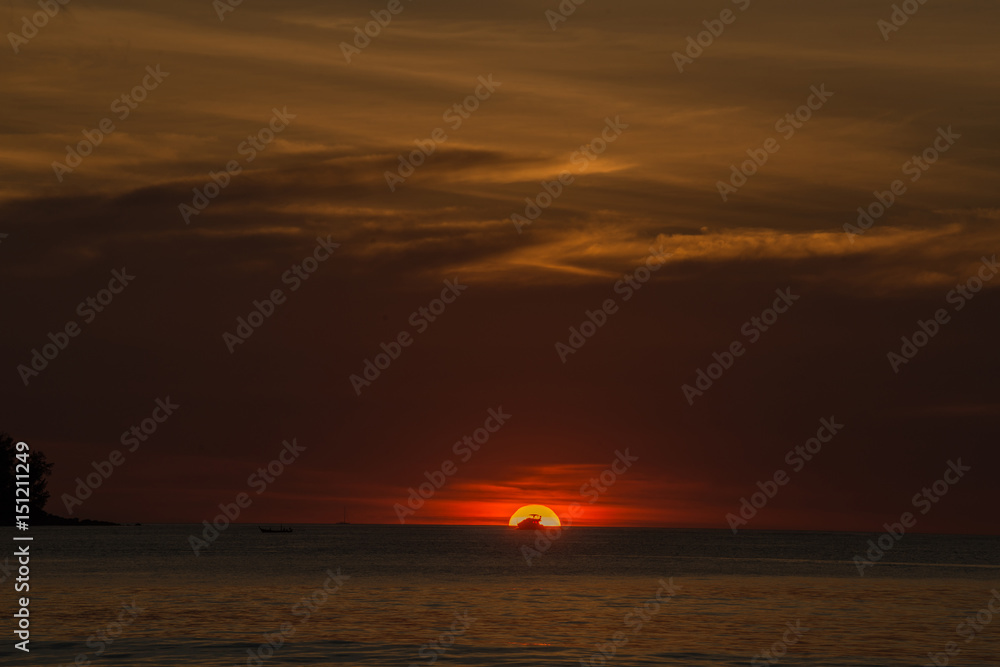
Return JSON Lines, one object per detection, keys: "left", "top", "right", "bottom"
{"left": 1, "top": 432, "right": 117, "bottom": 526}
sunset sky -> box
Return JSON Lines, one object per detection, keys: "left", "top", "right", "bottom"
{"left": 2, "top": 0, "right": 998, "bottom": 532}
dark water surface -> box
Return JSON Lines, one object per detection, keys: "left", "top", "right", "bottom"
{"left": 4, "top": 525, "right": 999, "bottom": 665}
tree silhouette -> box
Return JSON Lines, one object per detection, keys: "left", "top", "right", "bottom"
{"left": 1, "top": 432, "right": 53, "bottom": 525}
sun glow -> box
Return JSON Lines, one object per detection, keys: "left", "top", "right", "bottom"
{"left": 508, "top": 504, "right": 561, "bottom": 527}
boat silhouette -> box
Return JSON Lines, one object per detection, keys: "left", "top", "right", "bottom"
{"left": 258, "top": 524, "right": 293, "bottom": 533}
{"left": 515, "top": 513, "right": 544, "bottom": 530}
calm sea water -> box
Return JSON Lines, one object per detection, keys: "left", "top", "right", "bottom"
{"left": 4, "top": 526, "right": 999, "bottom": 666}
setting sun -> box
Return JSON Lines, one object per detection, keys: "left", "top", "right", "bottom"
{"left": 508, "top": 504, "right": 561, "bottom": 528}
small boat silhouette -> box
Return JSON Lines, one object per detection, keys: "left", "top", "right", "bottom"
{"left": 259, "top": 524, "right": 293, "bottom": 533}
{"left": 515, "top": 514, "right": 544, "bottom": 530}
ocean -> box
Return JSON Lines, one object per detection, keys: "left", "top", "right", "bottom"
{"left": 5, "top": 525, "right": 999, "bottom": 666}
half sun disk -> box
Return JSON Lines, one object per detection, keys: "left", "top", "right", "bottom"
{"left": 508, "top": 504, "right": 561, "bottom": 527}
